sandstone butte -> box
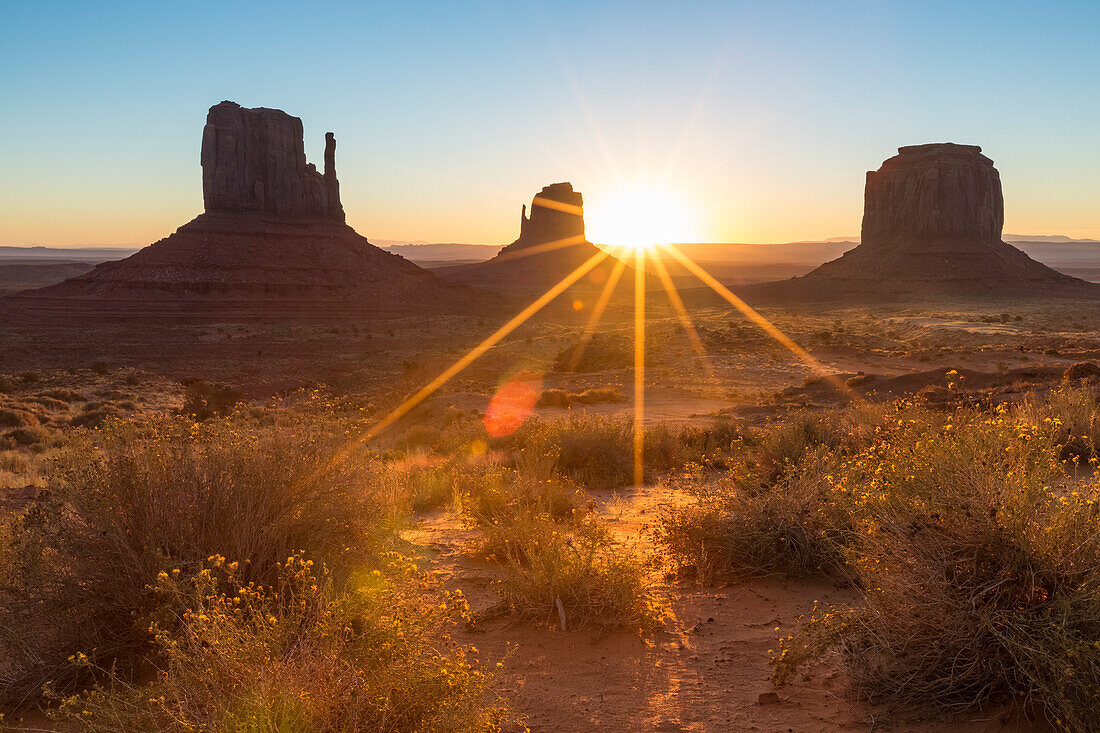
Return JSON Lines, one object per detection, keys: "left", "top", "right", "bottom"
{"left": 4, "top": 101, "right": 474, "bottom": 322}
{"left": 436, "top": 182, "right": 631, "bottom": 297}
{"left": 743, "top": 143, "right": 1099, "bottom": 301}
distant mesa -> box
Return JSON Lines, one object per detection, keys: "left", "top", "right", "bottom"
{"left": 436, "top": 182, "right": 624, "bottom": 296}
{"left": 5, "top": 101, "right": 472, "bottom": 321}
{"left": 746, "top": 143, "right": 1098, "bottom": 300}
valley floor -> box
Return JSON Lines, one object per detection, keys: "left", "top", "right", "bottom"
{"left": 405, "top": 484, "right": 1044, "bottom": 733}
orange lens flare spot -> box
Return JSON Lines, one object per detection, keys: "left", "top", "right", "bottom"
{"left": 572, "top": 299, "right": 584, "bottom": 310}
{"left": 483, "top": 373, "right": 543, "bottom": 437}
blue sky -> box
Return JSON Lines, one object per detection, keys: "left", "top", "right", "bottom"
{"left": 1, "top": 0, "right": 1097, "bottom": 246}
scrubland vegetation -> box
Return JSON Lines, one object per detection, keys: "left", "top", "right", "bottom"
{"left": 3, "top": 372, "right": 1100, "bottom": 730}
{"left": 660, "top": 385, "right": 1100, "bottom": 731}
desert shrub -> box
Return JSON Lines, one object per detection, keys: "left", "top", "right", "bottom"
{"left": 771, "top": 404, "right": 1100, "bottom": 731}
{"left": 0, "top": 408, "right": 38, "bottom": 428}
{"left": 70, "top": 404, "right": 124, "bottom": 429}
{"left": 674, "top": 419, "right": 744, "bottom": 467}
{"left": 90, "top": 360, "right": 109, "bottom": 375}
{"left": 492, "top": 514, "right": 659, "bottom": 633}
{"left": 552, "top": 334, "right": 631, "bottom": 373}
{"left": 180, "top": 380, "right": 244, "bottom": 421}
{"left": 0, "top": 414, "right": 384, "bottom": 709}
{"left": 535, "top": 388, "right": 570, "bottom": 408}
{"left": 0, "top": 451, "right": 31, "bottom": 474}
{"left": 30, "top": 395, "right": 69, "bottom": 411}
{"left": 658, "top": 448, "right": 850, "bottom": 581}
{"left": 397, "top": 423, "right": 442, "bottom": 452}
{"left": 18, "top": 372, "right": 38, "bottom": 384}
{"left": 0, "top": 376, "right": 14, "bottom": 393}
{"left": 1014, "top": 386, "right": 1099, "bottom": 463}
{"left": 4, "top": 425, "right": 50, "bottom": 446}
{"left": 512, "top": 416, "right": 634, "bottom": 490}
{"left": 124, "top": 372, "right": 141, "bottom": 386}
{"left": 568, "top": 387, "right": 627, "bottom": 404}
{"left": 38, "top": 388, "right": 85, "bottom": 403}
{"left": 508, "top": 416, "right": 710, "bottom": 490}
{"left": 462, "top": 454, "right": 587, "bottom": 560}
{"left": 371, "top": 456, "right": 516, "bottom": 515}
{"left": 49, "top": 554, "right": 503, "bottom": 732}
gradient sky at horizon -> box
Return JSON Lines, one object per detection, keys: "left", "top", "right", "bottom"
{"left": 1, "top": 0, "right": 1097, "bottom": 247}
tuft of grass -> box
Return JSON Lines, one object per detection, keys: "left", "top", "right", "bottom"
{"left": 180, "top": 380, "right": 243, "bottom": 421}
{"left": 745, "top": 398, "right": 1100, "bottom": 732}
{"left": 658, "top": 448, "right": 850, "bottom": 581}
{"left": 49, "top": 554, "right": 504, "bottom": 732}
{"left": 492, "top": 514, "right": 660, "bottom": 633}
{"left": 0, "top": 408, "right": 38, "bottom": 429}
{"left": 535, "top": 388, "right": 570, "bottom": 408}
{"left": 0, "top": 414, "right": 385, "bottom": 709}
{"left": 568, "top": 387, "right": 627, "bottom": 405}
{"left": 3, "top": 425, "right": 51, "bottom": 446}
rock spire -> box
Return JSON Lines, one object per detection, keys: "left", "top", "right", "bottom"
{"left": 200, "top": 101, "right": 344, "bottom": 220}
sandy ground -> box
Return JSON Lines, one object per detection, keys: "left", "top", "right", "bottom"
{"left": 402, "top": 484, "right": 1047, "bottom": 733}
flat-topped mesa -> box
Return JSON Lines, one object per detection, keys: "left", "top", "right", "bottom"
{"left": 516, "top": 182, "right": 585, "bottom": 247}
{"left": 861, "top": 142, "right": 1003, "bottom": 245}
{"left": 200, "top": 101, "right": 345, "bottom": 221}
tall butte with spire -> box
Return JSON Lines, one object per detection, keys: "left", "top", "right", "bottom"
{"left": 6, "top": 101, "right": 468, "bottom": 321}
{"left": 749, "top": 143, "right": 1097, "bottom": 300}
{"left": 437, "top": 182, "right": 624, "bottom": 296}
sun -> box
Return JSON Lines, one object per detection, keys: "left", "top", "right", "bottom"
{"left": 585, "top": 183, "right": 702, "bottom": 253}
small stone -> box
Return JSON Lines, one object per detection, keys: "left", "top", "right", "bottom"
{"left": 757, "top": 692, "right": 782, "bottom": 706}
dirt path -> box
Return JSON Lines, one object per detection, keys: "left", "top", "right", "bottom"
{"left": 402, "top": 485, "right": 1045, "bottom": 733}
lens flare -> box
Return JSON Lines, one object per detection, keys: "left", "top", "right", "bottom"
{"left": 484, "top": 371, "right": 543, "bottom": 437}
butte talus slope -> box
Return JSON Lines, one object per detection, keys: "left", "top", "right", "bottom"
{"left": 5, "top": 101, "right": 472, "bottom": 322}
{"left": 746, "top": 143, "right": 1098, "bottom": 301}
{"left": 436, "top": 182, "right": 627, "bottom": 297}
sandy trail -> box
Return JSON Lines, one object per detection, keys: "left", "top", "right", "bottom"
{"left": 402, "top": 484, "right": 1042, "bottom": 732}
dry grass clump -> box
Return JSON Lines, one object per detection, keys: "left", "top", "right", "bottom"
{"left": 462, "top": 454, "right": 588, "bottom": 563}
{"left": 511, "top": 415, "right": 691, "bottom": 490}
{"left": 0, "top": 407, "right": 39, "bottom": 428}
{"left": 535, "top": 388, "right": 570, "bottom": 408}
{"left": 754, "top": 400, "right": 1100, "bottom": 731}
{"left": 492, "top": 514, "right": 660, "bottom": 633}
{"left": 0, "top": 413, "right": 384, "bottom": 709}
{"left": 429, "top": 438, "right": 659, "bottom": 632}
{"left": 658, "top": 448, "right": 850, "bottom": 581}
{"left": 180, "top": 380, "right": 244, "bottom": 421}
{"left": 1015, "top": 385, "right": 1099, "bottom": 463}
{"left": 568, "top": 387, "right": 627, "bottom": 404}
{"left": 535, "top": 387, "right": 627, "bottom": 409}
{"left": 552, "top": 334, "right": 631, "bottom": 373}
{"left": 48, "top": 555, "right": 503, "bottom": 733}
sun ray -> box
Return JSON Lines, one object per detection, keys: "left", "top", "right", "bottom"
{"left": 565, "top": 256, "right": 628, "bottom": 372}
{"left": 649, "top": 249, "right": 716, "bottom": 384}
{"left": 484, "top": 234, "right": 589, "bottom": 264}
{"left": 364, "top": 249, "right": 612, "bottom": 440}
{"left": 658, "top": 243, "right": 854, "bottom": 396}
{"left": 530, "top": 196, "right": 584, "bottom": 217}
{"left": 633, "top": 244, "right": 646, "bottom": 487}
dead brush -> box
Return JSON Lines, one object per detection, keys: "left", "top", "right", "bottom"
{"left": 772, "top": 405, "right": 1100, "bottom": 732}
{"left": 0, "top": 413, "right": 385, "bottom": 710}
{"left": 1014, "top": 386, "right": 1100, "bottom": 464}
{"left": 492, "top": 514, "right": 661, "bottom": 633}
{"left": 463, "top": 450, "right": 589, "bottom": 562}
{"left": 510, "top": 415, "right": 692, "bottom": 490}
{"left": 47, "top": 554, "right": 504, "bottom": 732}
{"left": 658, "top": 447, "right": 851, "bottom": 580}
